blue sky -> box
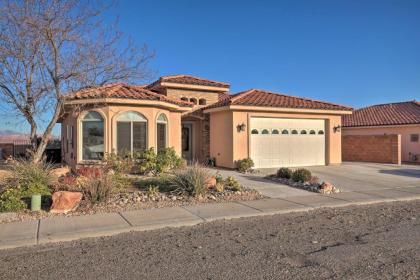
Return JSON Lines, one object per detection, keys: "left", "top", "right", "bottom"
{"left": 2, "top": 0, "right": 419, "bottom": 135}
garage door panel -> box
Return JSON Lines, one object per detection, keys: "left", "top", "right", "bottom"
{"left": 250, "top": 118, "right": 325, "bottom": 168}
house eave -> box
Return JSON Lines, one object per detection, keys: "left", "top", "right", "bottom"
{"left": 203, "top": 105, "right": 353, "bottom": 115}
{"left": 160, "top": 82, "right": 230, "bottom": 92}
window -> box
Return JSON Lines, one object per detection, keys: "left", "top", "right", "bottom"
{"left": 300, "top": 130, "right": 307, "bottom": 135}
{"left": 291, "top": 130, "right": 298, "bottom": 134}
{"left": 157, "top": 113, "right": 168, "bottom": 152}
{"left": 318, "top": 130, "right": 325, "bottom": 135}
{"left": 81, "top": 111, "right": 104, "bottom": 160}
{"left": 117, "top": 111, "right": 147, "bottom": 156}
{"left": 309, "top": 130, "right": 316, "bottom": 135}
{"left": 199, "top": 98, "right": 207, "bottom": 105}
{"left": 411, "top": 134, "right": 419, "bottom": 142}
{"left": 282, "top": 129, "right": 289, "bottom": 135}
{"left": 181, "top": 97, "right": 188, "bottom": 102}
{"left": 190, "top": 98, "right": 197, "bottom": 105}
{"left": 262, "top": 129, "right": 269, "bottom": 134}
{"left": 251, "top": 129, "right": 259, "bottom": 134}
{"left": 272, "top": 129, "right": 279, "bottom": 135}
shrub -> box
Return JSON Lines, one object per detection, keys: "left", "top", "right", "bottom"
{"left": 169, "top": 163, "right": 208, "bottom": 197}
{"left": 215, "top": 172, "right": 223, "bottom": 184}
{"left": 0, "top": 188, "right": 26, "bottom": 212}
{"left": 135, "top": 148, "right": 157, "bottom": 175}
{"left": 76, "top": 167, "right": 103, "bottom": 179}
{"left": 8, "top": 159, "right": 53, "bottom": 197}
{"left": 81, "top": 173, "right": 120, "bottom": 204}
{"left": 224, "top": 176, "right": 242, "bottom": 191}
{"left": 235, "top": 158, "right": 254, "bottom": 173}
{"left": 277, "top": 167, "right": 292, "bottom": 179}
{"left": 292, "top": 168, "right": 312, "bottom": 183}
{"left": 156, "top": 147, "right": 183, "bottom": 174}
{"left": 309, "top": 176, "right": 320, "bottom": 185}
{"left": 103, "top": 153, "right": 133, "bottom": 175}
{"left": 147, "top": 185, "right": 160, "bottom": 198}
{"left": 214, "top": 182, "right": 225, "bottom": 193}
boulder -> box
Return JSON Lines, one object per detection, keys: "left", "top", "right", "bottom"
{"left": 205, "top": 176, "right": 217, "bottom": 189}
{"left": 320, "top": 181, "right": 334, "bottom": 193}
{"left": 50, "top": 191, "right": 83, "bottom": 214}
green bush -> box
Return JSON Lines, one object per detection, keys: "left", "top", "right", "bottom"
{"left": 9, "top": 159, "right": 52, "bottom": 197}
{"left": 147, "top": 185, "right": 160, "bottom": 198}
{"left": 156, "top": 147, "right": 183, "bottom": 174}
{"left": 135, "top": 148, "right": 157, "bottom": 175}
{"left": 292, "top": 168, "right": 312, "bottom": 183}
{"left": 224, "top": 176, "right": 243, "bottom": 191}
{"left": 169, "top": 163, "right": 208, "bottom": 197}
{"left": 235, "top": 158, "right": 254, "bottom": 173}
{"left": 103, "top": 152, "right": 133, "bottom": 175}
{"left": 0, "top": 188, "right": 27, "bottom": 212}
{"left": 276, "top": 167, "right": 292, "bottom": 179}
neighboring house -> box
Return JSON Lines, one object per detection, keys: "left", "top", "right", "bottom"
{"left": 342, "top": 101, "right": 420, "bottom": 163}
{"left": 59, "top": 75, "right": 352, "bottom": 170}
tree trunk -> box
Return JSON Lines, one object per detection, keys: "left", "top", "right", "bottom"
{"left": 32, "top": 100, "right": 63, "bottom": 163}
{"left": 29, "top": 119, "right": 38, "bottom": 151}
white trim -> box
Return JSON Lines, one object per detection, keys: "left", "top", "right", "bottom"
{"left": 343, "top": 123, "right": 420, "bottom": 129}
{"left": 160, "top": 82, "right": 229, "bottom": 92}
{"left": 78, "top": 110, "right": 106, "bottom": 164}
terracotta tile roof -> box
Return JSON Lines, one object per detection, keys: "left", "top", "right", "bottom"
{"left": 204, "top": 89, "right": 352, "bottom": 111}
{"left": 65, "top": 83, "right": 193, "bottom": 107}
{"left": 343, "top": 101, "right": 420, "bottom": 127}
{"left": 147, "top": 75, "right": 230, "bottom": 89}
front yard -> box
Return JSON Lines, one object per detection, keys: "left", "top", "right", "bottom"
{"left": 0, "top": 150, "right": 263, "bottom": 224}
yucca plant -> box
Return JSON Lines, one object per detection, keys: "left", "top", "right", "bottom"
{"left": 170, "top": 163, "right": 209, "bottom": 197}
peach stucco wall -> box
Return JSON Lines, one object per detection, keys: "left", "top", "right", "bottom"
{"left": 342, "top": 125, "right": 420, "bottom": 162}
{"left": 62, "top": 104, "right": 182, "bottom": 169}
{"left": 209, "top": 110, "right": 234, "bottom": 168}
{"left": 210, "top": 109, "right": 343, "bottom": 168}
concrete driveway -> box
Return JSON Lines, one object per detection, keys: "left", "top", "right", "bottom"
{"left": 304, "top": 162, "right": 420, "bottom": 192}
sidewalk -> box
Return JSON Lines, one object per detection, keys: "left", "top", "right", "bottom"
{"left": 1, "top": 186, "right": 419, "bottom": 250}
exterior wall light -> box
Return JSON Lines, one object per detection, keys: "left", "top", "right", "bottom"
{"left": 237, "top": 123, "right": 246, "bottom": 132}
{"left": 333, "top": 125, "right": 342, "bottom": 133}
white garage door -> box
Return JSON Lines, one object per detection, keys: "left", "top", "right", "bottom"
{"left": 250, "top": 118, "right": 326, "bottom": 168}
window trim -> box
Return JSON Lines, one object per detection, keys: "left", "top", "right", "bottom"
{"left": 116, "top": 111, "right": 148, "bottom": 156}
{"left": 156, "top": 112, "right": 169, "bottom": 152}
{"left": 78, "top": 110, "right": 106, "bottom": 163}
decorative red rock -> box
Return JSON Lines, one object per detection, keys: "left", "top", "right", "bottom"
{"left": 320, "top": 182, "right": 333, "bottom": 192}
{"left": 50, "top": 191, "right": 83, "bottom": 214}
{"left": 205, "top": 176, "right": 217, "bottom": 189}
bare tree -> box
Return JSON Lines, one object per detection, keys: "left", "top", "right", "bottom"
{"left": 0, "top": 0, "right": 153, "bottom": 162}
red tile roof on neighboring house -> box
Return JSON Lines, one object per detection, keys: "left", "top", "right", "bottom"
{"left": 204, "top": 89, "right": 352, "bottom": 111}
{"left": 342, "top": 101, "right": 420, "bottom": 127}
{"left": 65, "top": 83, "right": 193, "bottom": 107}
{"left": 147, "top": 75, "right": 230, "bottom": 89}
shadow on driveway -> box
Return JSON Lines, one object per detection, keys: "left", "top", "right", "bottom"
{"left": 378, "top": 169, "right": 420, "bottom": 178}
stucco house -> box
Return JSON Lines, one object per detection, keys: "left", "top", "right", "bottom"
{"left": 342, "top": 101, "right": 420, "bottom": 163}
{"left": 59, "top": 75, "right": 352, "bottom": 170}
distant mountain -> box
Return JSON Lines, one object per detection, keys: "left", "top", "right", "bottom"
{"left": 0, "top": 130, "right": 29, "bottom": 142}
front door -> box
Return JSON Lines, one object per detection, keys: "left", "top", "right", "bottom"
{"left": 181, "top": 124, "right": 193, "bottom": 161}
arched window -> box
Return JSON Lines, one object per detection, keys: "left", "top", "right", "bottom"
{"left": 282, "top": 129, "right": 289, "bottom": 135}
{"left": 301, "top": 130, "right": 307, "bottom": 135}
{"left": 309, "top": 130, "right": 316, "bottom": 135}
{"left": 116, "top": 111, "right": 147, "bottom": 155}
{"left": 81, "top": 111, "right": 104, "bottom": 160}
{"left": 291, "top": 130, "right": 298, "bottom": 134}
{"left": 262, "top": 129, "right": 269, "bottom": 134}
{"left": 272, "top": 129, "right": 279, "bottom": 135}
{"left": 181, "top": 97, "right": 188, "bottom": 102}
{"left": 190, "top": 98, "right": 197, "bottom": 105}
{"left": 318, "top": 130, "right": 325, "bottom": 135}
{"left": 157, "top": 113, "right": 168, "bottom": 153}
{"left": 199, "top": 98, "right": 207, "bottom": 105}
{"left": 251, "top": 129, "right": 259, "bottom": 134}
